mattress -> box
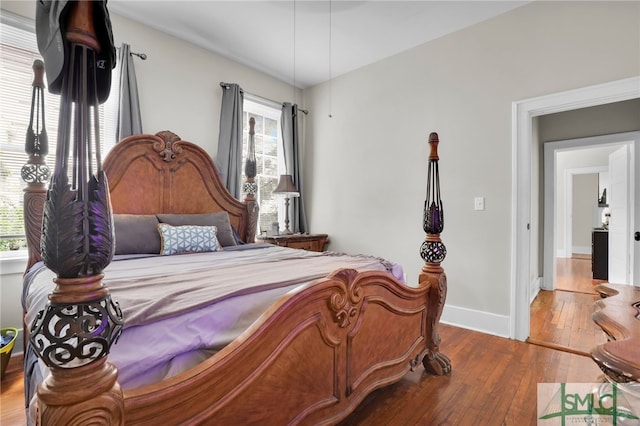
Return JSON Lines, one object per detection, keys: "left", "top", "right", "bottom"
{"left": 23, "top": 244, "right": 404, "bottom": 399}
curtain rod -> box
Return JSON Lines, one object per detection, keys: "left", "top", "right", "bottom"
{"left": 116, "top": 46, "right": 147, "bottom": 60}
{"left": 131, "top": 51, "right": 147, "bottom": 60}
{"left": 220, "top": 82, "right": 308, "bottom": 115}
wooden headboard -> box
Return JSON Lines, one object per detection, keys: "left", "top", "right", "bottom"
{"left": 24, "top": 130, "right": 258, "bottom": 271}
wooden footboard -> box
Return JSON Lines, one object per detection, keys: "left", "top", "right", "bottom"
{"left": 123, "top": 269, "right": 439, "bottom": 425}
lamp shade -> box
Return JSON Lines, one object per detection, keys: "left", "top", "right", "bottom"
{"left": 273, "top": 174, "right": 299, "bottom": 197}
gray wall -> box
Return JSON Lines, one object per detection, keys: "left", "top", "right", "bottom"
{"left": 304, "top": 1, "right": 639, "bottom": 333}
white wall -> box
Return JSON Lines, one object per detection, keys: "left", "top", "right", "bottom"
{"left": 572, "top": 174, "right": 597, "bottom": 253}
{"left": 303, "top": 1, "right": 640, "bottom": 335}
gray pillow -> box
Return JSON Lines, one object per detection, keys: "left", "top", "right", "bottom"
{"left": 156, "top": 212, "right": 237, "bottom": 247}
{"left": 113, "top": 214, "right": 161, "bottom": 255}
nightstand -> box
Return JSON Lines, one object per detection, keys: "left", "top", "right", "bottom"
{"left": 257, "top": 233, "right": 329, "bottom": 252}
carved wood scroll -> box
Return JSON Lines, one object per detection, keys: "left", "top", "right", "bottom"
{"left": 591, "top": 283, "right": 640, "bottom": 383}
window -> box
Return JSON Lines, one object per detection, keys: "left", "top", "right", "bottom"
{"left": 241, "top": 97, "right": 284, "bottom": 234}
{"left": 0, "top": 14, "right": 117, "bottom": 252}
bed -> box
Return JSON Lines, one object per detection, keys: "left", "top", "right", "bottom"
{"left": 22, "top": 128, "right": 451, "bottom": 425}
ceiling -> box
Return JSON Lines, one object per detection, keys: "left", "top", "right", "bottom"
{"left": 108, "top": 1, "right": 529, "bottom": 89}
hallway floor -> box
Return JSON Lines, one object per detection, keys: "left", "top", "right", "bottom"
{"left": 528, "top": 256, "right": 608, "bottom": 355}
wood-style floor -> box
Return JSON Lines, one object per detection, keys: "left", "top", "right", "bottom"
{"left": 528, "top": 256, "right": 608, "bottom": 356}
{"left": 0, "top": 257, "right": 607, "bottom": 425}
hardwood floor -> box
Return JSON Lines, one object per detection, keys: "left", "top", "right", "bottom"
{"left": 0, "top": 325, "right": 604, "bottom": 426}
{"left": 528, "top": 290, "right": 607, "bottom": 355}
{"left": 343, "top": 257, "right": 608, "bottom": 425}
{"left": 339, "top": 325, "right": 602, "bottom": 426}
{"left": 528, "top": 256, "right": 608, "bottom": 356}
{"left": 0, "top": 354, "right": 24, "bottom": 426}
{"left": 555, "top": 255, "right": 607, "bottom": 294}
{"left": 1, "top": 256, "right": 607, "bottom": 425}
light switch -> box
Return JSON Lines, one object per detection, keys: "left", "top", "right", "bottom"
{"left": 474, "top": 197, "right": 485, "bottom": 211}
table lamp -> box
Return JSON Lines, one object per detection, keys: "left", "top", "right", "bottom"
{"left": 273, "top": 174, "right": 299, "bottom": 235}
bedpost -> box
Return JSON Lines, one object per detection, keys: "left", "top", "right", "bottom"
{"left": 419, "top": 132, "right": 451, "bottom": 376}
{"left": 22, "top": 59, "right": 51, "bottom": 273}
{"left": 242, "top": 117, "right": 259, "bottom": 242}
{"left": 30, "top": 1, "right": 124, "bottom": 423}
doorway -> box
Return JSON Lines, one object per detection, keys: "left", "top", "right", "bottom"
{"left": 531, "top": 132, "right": 638, "bottom": 355}
{"left": 542, "top": 134, "right": 637, "bottom": 292}
{"left": 510, "top": 76, "right": 640, "bottom": 342}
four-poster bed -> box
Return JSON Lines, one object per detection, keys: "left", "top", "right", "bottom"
{"left": 23, "top": 130, "right": 452, "bottom": 425}
{"left": 22, "top": 1, "right": 451, "bottom": 424}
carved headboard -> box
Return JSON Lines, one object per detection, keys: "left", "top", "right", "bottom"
{"left": 103, "top": 130, "right": 257, "bottom": 241}
{"left": 24, "top": 131, "right": 257, "bottom": 271}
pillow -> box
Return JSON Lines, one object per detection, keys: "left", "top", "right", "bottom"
{"left": 158, "top": 224, "right": 222, "bottom": 255}
{"left": 113, "top": 214, "right": 161, "bottom": 255}
{"left": 156, "top": 212, "right": 237, "bottom": 247}
{"left": 231, "top": 225, "right": 245, "bottom": 245}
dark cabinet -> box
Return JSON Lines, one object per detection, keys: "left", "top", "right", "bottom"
{"left": 592, "top": 230, "right": 608, "bottom": 280}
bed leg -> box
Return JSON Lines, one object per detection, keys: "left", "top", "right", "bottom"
{"left": 29, "top": 274, "right": 125, "bottom": 425}
{"left": 37, "top": 358, "right": 124, "bottom": 425}
{"left": 419, "top": 257, "right": 451, "bottom": 376}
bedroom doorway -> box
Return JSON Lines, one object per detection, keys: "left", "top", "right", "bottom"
{"left": 542, "top": 133, "right": 638, "bottom": 292}
{"left": 511, "top": 76, "right": 640, "bottom": 342}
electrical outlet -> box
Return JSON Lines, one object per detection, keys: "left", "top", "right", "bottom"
{"left": 474, "top": 197, "right": 485, "bottom": 211}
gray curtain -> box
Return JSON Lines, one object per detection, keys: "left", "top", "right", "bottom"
{"left": 216, "top": 83, "right": 244, "bottom": 198}
{"left": 281, "top": 102, "right": 308, "bottom": 233}
{"left": 116, "top": 43, "right": 142, "bottom": 141}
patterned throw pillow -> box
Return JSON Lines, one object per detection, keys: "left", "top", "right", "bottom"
{"left": 156, "top": 212, "right": 238, "bottom": 247}
{"left": 158, "top": 224, "right": 222, "bottom": 255}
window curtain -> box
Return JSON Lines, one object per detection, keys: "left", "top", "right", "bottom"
{"left": 281, "top": 102, "right": 308, "bottom": 233}
{"left": 216, "top": 83, "right": 244, "bottom": 199}
{"left": 116, "top": 43, "right": 142, "bottom": 141}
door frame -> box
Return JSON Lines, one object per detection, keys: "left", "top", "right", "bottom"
{"left": 543, "top": 138, "right": 634, "bottom": 292}
{"left": 510, "top": 76, "right": 640, "bottom": 341}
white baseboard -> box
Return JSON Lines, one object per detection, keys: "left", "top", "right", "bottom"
{"left": 530, "top": 277, "right": 542, "bottom": 303}
{"left": 440, "top": 304, "right": 510, "bottom": 338}
{"left": 572, "top": 245, "right": 591, "bottom": 255}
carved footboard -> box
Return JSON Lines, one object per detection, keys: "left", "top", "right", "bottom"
{"left": 122, "top": 269, "right": 437, "bottom": 425}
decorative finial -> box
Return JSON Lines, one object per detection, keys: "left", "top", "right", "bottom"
{"left": 32, "top": 59, "right": 45, "bottom": 88}
{"left": 420, "top": 132, "right": 446, "bottom": 264}
{"left": 428, "top": 132, "right": 439, "bottom": 160}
